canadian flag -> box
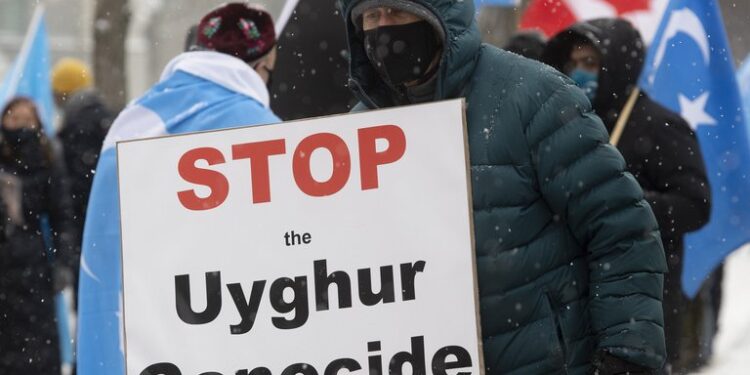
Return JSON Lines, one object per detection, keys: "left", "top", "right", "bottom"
{"left": 520, "top": 0, "right": 668, "bottom": 44}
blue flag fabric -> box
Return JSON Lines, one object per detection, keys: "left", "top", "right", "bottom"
{"left": 0, "top": 6, "right": 55, "bottom": 135}
{"left": 639, "top": 0, "right": 750, "bottom": 297}
{"left": 474, "top": 0, "right": 519, "bottom": 8}
{"left": 76, "top": 51, "right": 280, "bottom": 375}
{"left": 738, "top": 56, "right": 750, "bottom": 128}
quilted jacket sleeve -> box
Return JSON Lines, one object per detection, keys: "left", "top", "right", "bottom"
{"left": 524, "top": 82, "right": 668, "bottom": 369}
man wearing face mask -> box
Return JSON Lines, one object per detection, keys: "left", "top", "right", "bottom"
{"left": 543, "top": 19, "right": 711, "bottom": 372}
{"left": 357, "top": 4, "right": 443, "bottom": 104}
{"left": 342, "top": 1, "right": 667, "bottom": 374}
{"left": 76, "top": 4, "right": 281, "bottom": 375}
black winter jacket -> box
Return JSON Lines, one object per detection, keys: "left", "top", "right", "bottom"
{"left": 0, "top": 130, "right": 78, "bottom": 373}
{"left": 57, "top": 89, "right": 113, "bottom": 235}
{"left": 342, "top": 1, "right": 668, "bottom": 373}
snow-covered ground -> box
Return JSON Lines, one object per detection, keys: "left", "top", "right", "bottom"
{"left": 694, "top": 245, "right": 750, "bottom": 374}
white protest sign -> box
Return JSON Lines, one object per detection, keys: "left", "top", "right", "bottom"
{"left": 117, "top": 99, "right": 483, "bottom": 375}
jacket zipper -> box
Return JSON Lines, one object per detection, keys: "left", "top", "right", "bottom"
{"left": 547, "top": 293, "right": 570, "bottom": 374}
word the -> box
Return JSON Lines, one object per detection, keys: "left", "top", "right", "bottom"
{"left": 284, "top": 231, "right": 311, "bottom": 246}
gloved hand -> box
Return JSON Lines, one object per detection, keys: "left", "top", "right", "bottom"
{"left": 591, "top": 352, "right": 658, "bottom": 375}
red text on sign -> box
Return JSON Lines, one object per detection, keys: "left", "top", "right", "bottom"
{"left": 176, "top": 125, "right": 406, "bottom": 210}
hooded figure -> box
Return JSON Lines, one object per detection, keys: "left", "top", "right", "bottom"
{"left": 504, "top": 30, "right": 547, "bottom": 61}
{"left": 341, "top": 1, "right": 667, "bottom": 374}
{"left": 52, "top": 58, "right": 114, "bottom": 276}
{"left": 543, "top": 19, "right": 711, "bottom": 370}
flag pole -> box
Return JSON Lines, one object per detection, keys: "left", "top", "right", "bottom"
{"left": 610, "top": 87, "right": 641, "bottom": 147}
{"left": 275, "top": 0, "right": 300, "bottom": 35}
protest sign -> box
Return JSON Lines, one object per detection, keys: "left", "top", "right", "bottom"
{"left": 117, "top": 99, "right": 483, "bottom": 375}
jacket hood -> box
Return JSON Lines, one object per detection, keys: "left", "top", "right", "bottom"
{"left": 542, "top": 18, "right": 645, "bottom": 120}
{"left": 340, "top": 0, "right": 482, "bottom": 108}
{"left": 160, "top": 51, "right": 271, "bottom": 108}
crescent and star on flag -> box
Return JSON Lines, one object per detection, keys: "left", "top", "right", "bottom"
{"left": 650, "top": 7, "right": 717, "bottom": 130}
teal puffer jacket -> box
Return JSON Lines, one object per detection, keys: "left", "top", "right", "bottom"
{"left": 340, "top": 0, "right": 668, "bottom": 373}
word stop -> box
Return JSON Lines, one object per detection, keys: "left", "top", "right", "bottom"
{"left": 177, "top": 125, "right": 406, "bottom": 210}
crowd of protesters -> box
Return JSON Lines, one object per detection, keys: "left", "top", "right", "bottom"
{"left": 0, "top": 1, "right": 725, "bottom": 374}
{"left": 0, "top": 58, "right": 107, "bottom": 374}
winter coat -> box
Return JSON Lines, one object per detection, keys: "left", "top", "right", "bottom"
{"left": 543, "top": 19, "right": 711, "bottom": 366}
{"left": 271, "top": 0, "right": 356, "bottom": 120}
{"left": 341, "top": 0, "right": 668, "bottom": 373}
{"left": 0, "top": 130, "right": 78, "bottom": 374}
{"left": 57, "top": 89, "right": 113, "bottom": 239}
{"left": 77, "top": 51, "right": 281, "bottom": 375}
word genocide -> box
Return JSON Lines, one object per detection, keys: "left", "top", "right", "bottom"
{"left": 140, "top": 335, "right": 474, "bottom": 375}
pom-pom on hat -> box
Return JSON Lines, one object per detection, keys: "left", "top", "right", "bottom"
{"left": 51, "top": 58, "right": 93, "bottom": 95}
{"left": 196, "top": 2, "right": 276, "bottom": 64}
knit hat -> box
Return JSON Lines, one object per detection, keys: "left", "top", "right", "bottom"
{"left": 51, "top": 58, "right": 93, "bottom": 95}
{"left": 196, "top": 2, "right": 276, "bottom": 64}
{"left": 350, "top": 0, "right": 445, "bottom": 40}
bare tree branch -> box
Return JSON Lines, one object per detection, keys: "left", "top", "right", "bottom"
{"left": 93, "top": 0, "right": 131, "bottom": 112}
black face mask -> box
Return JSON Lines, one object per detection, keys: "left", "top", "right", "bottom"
{"left": 364, "top": 20, "right": 441, "bottom": 87}
{"left": 2, "top": 127, "right": 38, "bottom": 146}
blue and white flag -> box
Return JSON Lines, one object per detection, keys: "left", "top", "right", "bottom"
{"left": 76, "top": 51, "right": 280, "bottom": 375}
{"left": 0, "top": 6, "right": 55, "bottom": 134}
{"left": 640, "top": 0, "right": 750, "bottom": 297}
{"left": 474, "top": 0, "right": 520, "bottom": 8}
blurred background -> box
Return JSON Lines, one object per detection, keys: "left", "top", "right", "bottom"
{"left": 0, "top": 0, "right": 287, "bottom": 111}
{"left": 2, "top": 0, "right": 747, "bottom": 111}
{"left": 1, "top": 1, "right": 750, "bottom": 374}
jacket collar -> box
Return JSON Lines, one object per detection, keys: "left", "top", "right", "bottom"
{"left": 160, "top": 51, "right": 270, "bottom": 108}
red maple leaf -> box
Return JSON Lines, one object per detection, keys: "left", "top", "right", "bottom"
{"left": 520, "top": 0, "right": 654, "bottom": 37}
{"left": 519, "top": 0, "right": 577, "bottom": 37}
{"left": 603, "top": 0, "right": 651, "bottom": 15}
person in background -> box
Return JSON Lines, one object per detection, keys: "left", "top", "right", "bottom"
{"left": 0, "top": 97, "right": 78, "bottom": 375}
{"left": 52, "top": 58, "right": 113, "bottom": 291}
{"left": 270, "top": 0, "right": 356, "bottom": 120}
{"left": 76, "top": 3, "right": 280, "bottom": 374}
{"left": 341, "top": 0, "right": 667, "bottom": 373}
{"left": 542, "top": 18, "right": 711, "bottom": 373}
{"left": 503, "top": 30, "right": 547, "bottom": 61}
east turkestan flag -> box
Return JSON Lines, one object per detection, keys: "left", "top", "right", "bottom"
{"left": 640, "top": 0, "right": 750, "bottom": 297}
